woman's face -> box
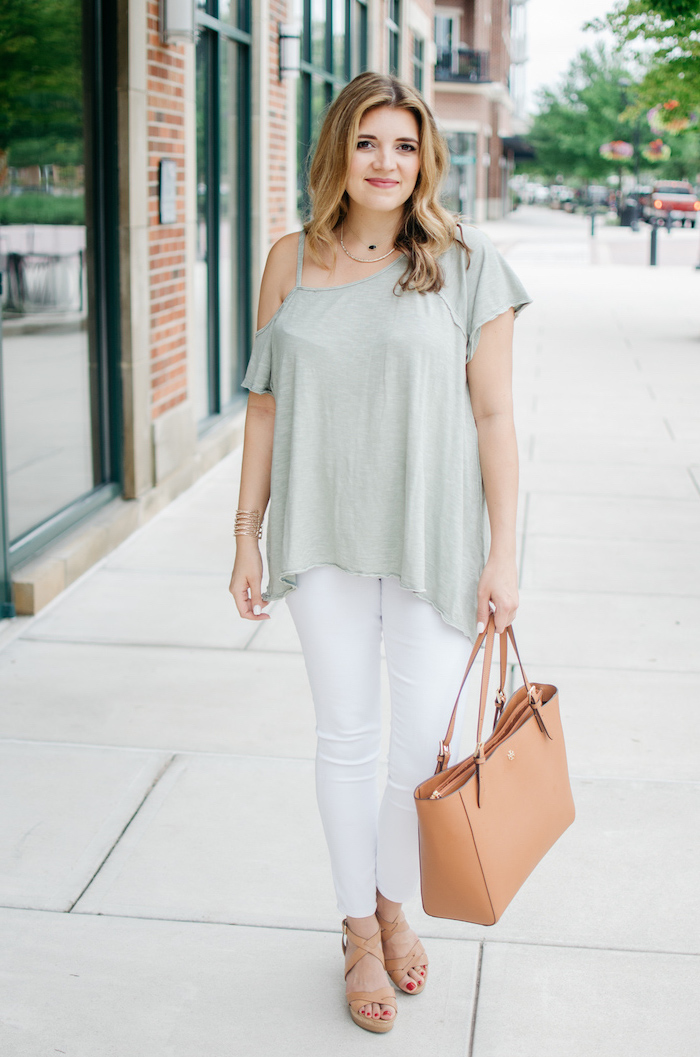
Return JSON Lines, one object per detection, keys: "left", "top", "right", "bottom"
{"left": 345, "top": 105, "right": 421, "bottom": 215}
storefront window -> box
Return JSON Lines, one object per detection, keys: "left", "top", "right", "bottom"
{"left": 0, "top": 0, "right": 118, "bottom": 552}
{"left": 442, "top": 132, "right": 478, "bottom": 219}
{"left": 194, "top": 33, "right": 210, "bottom": 423}
{"left": 194, "top": 1, "right": 251, "bottom": 422}
{"left": 296, "top": 0, "right": 368, "bottom": 219}
{"left": 413, "top": 35, "right": 424, "bottom": 93}
{"left": 352, "top": 1, "right": 368, "bottom": 77}
{"left": 387, "top": 0, "right": 400, "bottom": 76}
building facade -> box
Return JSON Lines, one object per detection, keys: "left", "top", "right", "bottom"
{"left": 0, "top": 0, "right": 527, "bottom": 617}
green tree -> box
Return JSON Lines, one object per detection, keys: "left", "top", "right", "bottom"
{"left": 0, "top": 0, "right": 83, "bottom": 164}
{"left": 525, "top": 43, "right": 641, "bottom": 183}
{"left": 587, "top": 1, "right": 700, "bottom": 120}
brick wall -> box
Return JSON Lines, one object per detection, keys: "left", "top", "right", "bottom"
{"left": 268, "top": 4, "right": 289, "bottom": 243}
{"left": 146, "top": 0, "right": 188, "bottom": 421}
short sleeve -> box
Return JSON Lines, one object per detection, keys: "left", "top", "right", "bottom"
{"left": 459, "top": 226, "right": 532, "bottom": 362}
{"left": 241, "top": 326, "right": 273, "bottom": 395}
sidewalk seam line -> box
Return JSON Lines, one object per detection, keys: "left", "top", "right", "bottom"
{"left": 38, "top": 907, "right": 700, "bottom": 959}
{"left": 18, "top": 636, "right": 273, "bottom": 653}
{"left": 467, "top": 940, "right": 483, "bottom": 1057}
{"left": 65, "top": 753, "right": 176, "bottom": 912}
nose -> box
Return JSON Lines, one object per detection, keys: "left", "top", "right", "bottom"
{"left": 371, "top": 145, "right": 396, "bottom": 171}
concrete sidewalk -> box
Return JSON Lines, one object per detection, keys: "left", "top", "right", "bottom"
{"left": 0, "top": 219, "right": 698, "bottom": 1055}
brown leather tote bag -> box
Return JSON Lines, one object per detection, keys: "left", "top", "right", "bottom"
{"left": 414, "top": 614, "right": 575, "bottom": 925}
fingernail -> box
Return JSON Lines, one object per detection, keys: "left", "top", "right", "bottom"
{"left": 477, "top": 621, "right": 485, "bottom": 634}
{"left": 253, "top": 604, "right": 261, "bottom": 615}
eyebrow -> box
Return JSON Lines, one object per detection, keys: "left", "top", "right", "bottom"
{"left": 357, "top": 133, "right": 419, "bottom": 144}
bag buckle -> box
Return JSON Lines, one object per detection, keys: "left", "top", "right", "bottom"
{"left": 493, "top": 688, "right": 507, "bottom": 731}
{"left": 435, "top": 740, "right": 451, "bottom": 774}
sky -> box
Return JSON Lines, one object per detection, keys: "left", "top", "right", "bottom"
{"left": 525, "top": 0, "right": 618, "bottom": 114}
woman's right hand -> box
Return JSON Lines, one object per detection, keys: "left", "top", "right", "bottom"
{"left": 229, "top": 538, "right": 271, "bottom": 620}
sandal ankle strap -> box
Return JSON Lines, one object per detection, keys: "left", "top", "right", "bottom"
{"left": 376, "top": 909, "right": 407, "bottom": 938}
{"left": 342, "top": 919, "right": 386, "bottom": 978}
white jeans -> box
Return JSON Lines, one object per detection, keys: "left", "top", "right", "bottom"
{"left": 285, "top": 565, "right": 473, "bottom": 918}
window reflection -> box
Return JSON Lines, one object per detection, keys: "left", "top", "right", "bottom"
{"left": 312, "top": 0, "right": 326, "bottom": 68}
{"left": 332, "top": 0, "right": 346, "bottom": 77}
{"left": 0, "top": 0, "right": 101, "bottom": 542}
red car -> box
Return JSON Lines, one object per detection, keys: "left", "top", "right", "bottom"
{"left": 639, "top": 181, "right": 700, "bottom": 227}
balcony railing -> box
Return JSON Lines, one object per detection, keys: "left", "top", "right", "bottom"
{"left": 435, "top": 46, "right": 490, "bottom": 84}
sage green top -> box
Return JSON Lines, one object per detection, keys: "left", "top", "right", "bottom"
{"left": 242, "top": 225, "right": 531, "bottom": 640}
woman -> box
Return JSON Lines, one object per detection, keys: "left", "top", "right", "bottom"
{"left": 229, "top": 71, "right": 530, "bottom": 1033}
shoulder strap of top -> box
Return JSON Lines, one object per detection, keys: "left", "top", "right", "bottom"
{"left": 295, "top": 230, "right": 305, "bottom": 287}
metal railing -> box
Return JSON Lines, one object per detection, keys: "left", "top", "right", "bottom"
{"left": 1, "top": 250, "right": 84, "bottom": 315}
{"left": 435, "top": 46, "right": 490, "bottom": 84}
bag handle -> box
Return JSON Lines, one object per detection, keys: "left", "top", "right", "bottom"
{"left": 434, "top": 614, "right": 533, "bottom": 774}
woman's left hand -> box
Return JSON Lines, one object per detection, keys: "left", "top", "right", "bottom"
{"left": 476, "top": 557, "right": 519, "bottom": 635}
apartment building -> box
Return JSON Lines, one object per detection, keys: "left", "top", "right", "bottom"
{"left": 433, "top": 0, "right": 529, "bottom": 221}
{"left": 0, "top": 0, "right": 527, "bottom": 617}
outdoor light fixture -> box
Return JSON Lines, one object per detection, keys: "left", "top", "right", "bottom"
{"left": 160, "top": 0, "right": 195, "bottom": 45}
{"left": 279, "top": 23, "right": 302, "bottom": 79}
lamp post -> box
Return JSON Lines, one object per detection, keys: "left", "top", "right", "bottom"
{"left": 618, "top": 78, "right": 642, "bottom": 227}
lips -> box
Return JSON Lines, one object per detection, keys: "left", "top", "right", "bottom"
{"left": 366, "top": 179, "right": 399, "bottom": 187}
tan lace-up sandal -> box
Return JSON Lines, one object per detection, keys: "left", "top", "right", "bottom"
{"left": 376, "top": 909, "right": 429, "bottom": 995}
{"left": 342, "top": 919, "right": 397, "bottom": 1033}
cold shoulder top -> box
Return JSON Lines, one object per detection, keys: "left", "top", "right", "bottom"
{"left": 241, "top": 225, "right": 531, "bottom": 641}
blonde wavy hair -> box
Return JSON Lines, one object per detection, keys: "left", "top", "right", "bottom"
{"left": 305, "top": 71, "right": 466, "bottom": 294}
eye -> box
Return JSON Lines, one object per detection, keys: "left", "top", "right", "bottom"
{"left": 398, "top": 143, "right": 417, "bottom": 151}
{"left": 357, "top": 139, "right": 374, "bottom": 149}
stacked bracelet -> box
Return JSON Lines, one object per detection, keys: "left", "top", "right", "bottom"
{"left": 234, "top": 509, "right": 263, "bottom": 539}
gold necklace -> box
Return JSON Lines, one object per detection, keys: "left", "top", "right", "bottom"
{"left": 339, "top": 222, "right": 396, "bottom": 263}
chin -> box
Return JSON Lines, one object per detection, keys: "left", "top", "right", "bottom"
{"left": 357, "top": 192, "right": 406, "bottom": 211}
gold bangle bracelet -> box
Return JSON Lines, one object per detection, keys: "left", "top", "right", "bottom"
{"left": 234, "top": 509, "right": 263, "bottom": 539}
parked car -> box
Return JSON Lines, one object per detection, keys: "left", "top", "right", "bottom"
{"left": 638, "top": 181, "right": 700, "bottom": 227}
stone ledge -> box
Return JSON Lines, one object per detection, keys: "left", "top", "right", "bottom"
{"left": 11, "top": 409, "right": 245, "bottom": 616}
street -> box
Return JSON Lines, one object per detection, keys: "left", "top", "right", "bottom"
{"left": 0, "top": 208, "right": 698, "bottom": 1056}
